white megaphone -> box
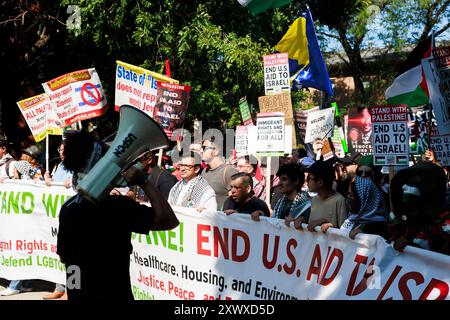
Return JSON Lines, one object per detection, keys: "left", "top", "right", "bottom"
{"left": 77, "top": 105, "right": 169, "bottom": 203}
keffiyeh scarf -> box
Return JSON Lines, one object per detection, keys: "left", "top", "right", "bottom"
{"left": 169, "top": 176, "right": 210, "bottom": 208}
{"left": 347, "top": 176, "right": 386, "bottom": 224}
{"left": 273, "top": 191, "right": 311, "bottom": 219}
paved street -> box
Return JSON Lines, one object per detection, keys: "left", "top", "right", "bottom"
{"left": 0, "top": 278, "right": 56, "bottom": 300}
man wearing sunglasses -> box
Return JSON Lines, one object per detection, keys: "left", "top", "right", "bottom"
{"left": 168, "top": 152, "right": 217, "bottom": 212}
{"left": 200, "top": 137, "right": 238, "bottom": 209}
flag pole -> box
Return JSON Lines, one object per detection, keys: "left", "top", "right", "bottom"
{"left": 45, "top": 131, "right": 49, "bottom": 173}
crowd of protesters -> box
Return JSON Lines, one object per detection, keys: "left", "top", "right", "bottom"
{"left": 1, "top": 129, "right": 450, "bottom": 299}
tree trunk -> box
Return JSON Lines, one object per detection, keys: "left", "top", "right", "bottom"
{"left": 337, "top": 28, "right": 366, "bottom": 99}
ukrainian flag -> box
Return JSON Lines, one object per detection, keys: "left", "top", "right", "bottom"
{"left": 275, "top": 9, "right": 333, "bottom": 96}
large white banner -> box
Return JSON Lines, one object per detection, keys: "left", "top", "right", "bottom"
{"left": 0, "top": 181, "right": 74, "bottom": 284}
{"left": 1, "top": 182, "right": 449, "bottom": 300}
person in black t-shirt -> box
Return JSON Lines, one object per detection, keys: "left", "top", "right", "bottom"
{"left": 223, "top": 172, "right": 270, "bottom": 220}
{"left": 56, "top": 131, "right": 179, "bottom": 301}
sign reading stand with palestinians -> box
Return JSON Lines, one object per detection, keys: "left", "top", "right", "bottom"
{"left": 115, "top": 61, "right": 178, "bottom": 118}
{"left": 263, "top": 53, "right": 290, "bottom": 95}
{"left": 371, "top": 105, "right": 409, "bottom": 165}
{"left": 255, "top": 112, "right": 285, "bottom": 157}
{"left": 42, "top": 68, "right": 108, "bottom": 126}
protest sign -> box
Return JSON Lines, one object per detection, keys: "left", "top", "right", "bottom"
{"left": 235, "top": 126, "right": 250, "bottom": 157}
{"left": 115, "top": 61, "right": 178, "bottom": 118}
{"left": 371, "top": 105, "right": 409, "bottom": 165}
{"left": 348, "top": 107, "right": 373, "bottom": 156}
{"left": 259, "top": 93, "right": 296, "bottom": 147}
{"left": 331, "top": 126, "right": 346, "bottom": 158}
{"left": 263, "top": 53, "right": 290, "bottom": 95}
{"left": 294, "top": 107, "right": 319, "bottom": 144}
{"left": 1, "top": 181, "right": 450, "bottom": 300}
{"left": 239, "top": 97, "right": 253, "bottom": 126}
{"left": 430, "top": 126, "right": 450, "bottom": 166}
{"left": 16, "top": 94, "right": 63, "bottom": 141}
{"left": 304, "top": 107, "right": 335, "bottom": 144}
{"left": 422, "top": 47, "right": 450, "bottom": 135}
{"left": 16, "top": 94, "right": 50, "bottom": 142}
{"left": 42, "top": 68, "right": 108, "bottom": 126}
{"left": 255, "top": 112, "right": 285, "bottom": 157}
{"left": 153, "top": 82, "right": 191, "bottom": 139}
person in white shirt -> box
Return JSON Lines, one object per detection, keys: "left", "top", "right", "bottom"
{"left": 0, "top": 135, "right": 17, "bottom": 180}
{"left": 168, "top": 152, "right": 217, "bottom": 212}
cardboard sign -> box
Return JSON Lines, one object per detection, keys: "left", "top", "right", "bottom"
{"left": 255, "top": 112, "right": 285, "bottom": 156}
{"left": 304, "top": 107, "right": 335, "bottom": 144}
{"left": 422, "top": 47, "right": 450, "bottom": 135}
{"left": 239, "top": 97, "right": 253, "bottom": 126}
{"left": 263, "top": 53, "right": 290, "bottom": 95}
{"left": 153, "top": 82, "right": 191, "bottom": 139}
{"left": 372, "top": 105, "right": 409, "bottom": 165}
{"left": 347, "top": 107, "right": 373, "bottom": 156}
{"left": 259, "top": 92, "right": 296, "bottom": 147}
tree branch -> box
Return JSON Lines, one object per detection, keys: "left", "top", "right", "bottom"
{"left": 317, "top": 30, "right": 340, "bottom": 40}
{"left": 435, "top": 21, "right": 450, "bottom": 37}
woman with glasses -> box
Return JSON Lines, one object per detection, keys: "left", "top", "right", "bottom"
{"left": 168, "top": 152, "right": 217, "bottom": 212}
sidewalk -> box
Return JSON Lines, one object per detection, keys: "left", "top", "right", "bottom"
{"left": 0, "top": 279, "right": 54, "bottom": 300}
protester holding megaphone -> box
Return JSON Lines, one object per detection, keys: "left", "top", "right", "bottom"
{"left": 56, "top": 106, "right": 179, "bottom": 301}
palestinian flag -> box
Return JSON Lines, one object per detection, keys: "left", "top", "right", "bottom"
{"left": 237, "top": 0, "right": 291, "bottom": 16}
{"left": 385, "top": 36, "right": 433, "bottom": 107}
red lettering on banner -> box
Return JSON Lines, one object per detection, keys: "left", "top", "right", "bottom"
{"left": 213, "top": 226, "right": 229, "bottom": 259}
{"left": 418, "top": 278, "right": 449, "bottom": 300}
{"left": 377, "top": 265, "right": 403, "bottom": 300}
{"left": 231, "top": 230, "right": 250, "bottom": 262}
{"left": 197, "top": 224, "right": 211, "bottom": 256}
{"left": 398, "top": 272, "right": 425, "bottom": 300}
{"left": 320, "top": 248, "right": 344, "bottom": 286}
{"left": 346, "top": 254, "right": 376, "bottom": 296}
{"left": 168, "top": 281, "right": 195, "bottom": 300}
{"left": 283, "top": 239, "right": 298, "bottom": 275}
{"left": 262, "top": 234, "right": 280, "bottom": 270}
{"left": 307, "top": 245, "right": 323, "bottom": 282}
{"left": 197, "top": 225, "right": 250, "bottom": 262}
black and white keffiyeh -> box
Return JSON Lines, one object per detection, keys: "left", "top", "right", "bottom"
{"left": 273, "top": 191, "right": 311, "bottom": 220}
{"left": 169, "top": 176, "right": 210, "bottom": 208}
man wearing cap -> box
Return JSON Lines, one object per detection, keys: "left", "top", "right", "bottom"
{"left": 334, "top": 153, "right": 361, "bottom": 197}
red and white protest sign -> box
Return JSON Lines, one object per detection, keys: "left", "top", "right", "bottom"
{"left": 263, "top": 53, "right": 290, "bottom": 95}
{"left": 42, "top": 68, "right": 107, "bottom": 126}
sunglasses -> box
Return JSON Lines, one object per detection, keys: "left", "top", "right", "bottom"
{"left": 201, "top": 146, "right": 215, "bottom": 151}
